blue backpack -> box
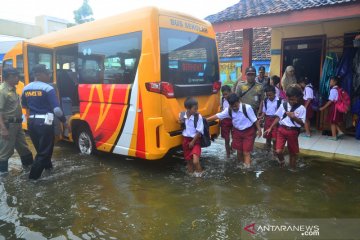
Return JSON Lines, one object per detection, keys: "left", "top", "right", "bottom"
{"left": 306, "top": 85, "right": 320, "bottom": 111}
{"left": 194, "top": 113, "right": 211, "bottom": 148}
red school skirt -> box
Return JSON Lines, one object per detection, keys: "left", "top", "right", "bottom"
{"left": 231, "top": 126, "right": 256, "bottom": 152}
{"left": 182, "top": 137, "right": 201, "bottom": 161}
{"left": 220, "top": 118, "right": 233, "bottom": 141}
{"left": 306, "top": 103, "right": 314, "bottom": 120}
{"left": 263, "top": 116, "right": 278, "bottom": 140}
{"left": 326, "top": 103, "right": 344, "bottom": 124}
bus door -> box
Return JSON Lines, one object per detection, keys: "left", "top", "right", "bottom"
{"left": 23, "top": 44, "right": 59, "bottom": 131}
{"left": 55, "top": 46, "right": 80, "bottom": 133}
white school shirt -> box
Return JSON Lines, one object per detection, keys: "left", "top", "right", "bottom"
{"left": 329, "top": 86, "right": 339, "bottom": 102}
{"left": 275, "top": 103, "right": 306, "bottom": 128}
{"left": 182, "top": 113, "right": 204, "bottom": 138}
{"left": 303, "top": 84, "right": 314, "bottom": 101}
{"left": 222, "top": 98, "right": 230, "bottom": 110}
{"left": 216, "top": 103, "right": 257, "bottom": 130}
{"left": 275, "top": 86, "right": 280, "bottom": 99}
{"left": 262, "top": 97, "right": 281, "bottom": 116}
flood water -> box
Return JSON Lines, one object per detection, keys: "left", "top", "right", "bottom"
{"left": 1, "top": 138, "right": 360, "bottom": 239}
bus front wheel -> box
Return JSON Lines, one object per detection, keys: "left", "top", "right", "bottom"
{"left": 75, "top": 126, "right": 95, "bottom": 155}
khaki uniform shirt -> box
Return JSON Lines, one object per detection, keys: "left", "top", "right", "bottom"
{"left": 0, "top": 82, "right": 22, "bottom": 120}
{"left": 235, "top": 81, "right": 263, "bottom": 112}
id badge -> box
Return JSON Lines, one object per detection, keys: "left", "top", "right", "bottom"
{"left": 44, "top": 113, "right": 54, "bottom": 125}
{"left": 254, "top": 95, "right": 259, "bottom": 102}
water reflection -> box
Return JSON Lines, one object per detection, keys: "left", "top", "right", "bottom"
{"left": 0, "top": 139, "right": 360, "bottom": 239}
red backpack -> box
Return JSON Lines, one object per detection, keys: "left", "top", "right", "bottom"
{"left": 335, "top": 88, "right": 351, "bottom": 113}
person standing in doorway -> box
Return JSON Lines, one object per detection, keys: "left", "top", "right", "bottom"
{"left": 21, "top": 64, "right": 66, "bottom": 180}
{"left": 0, "top": 68, "right": 33, "bottom": 173}
{"left": 281, "top": 66, "right": 297, "bottom": 91}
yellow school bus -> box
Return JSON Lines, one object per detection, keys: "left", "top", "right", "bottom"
{"left": 2, "top": 7, "right": 220, "bottom": 160}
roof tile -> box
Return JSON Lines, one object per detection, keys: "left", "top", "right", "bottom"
{"left": 206, "top": 0, "right": 357, "bottom": 23}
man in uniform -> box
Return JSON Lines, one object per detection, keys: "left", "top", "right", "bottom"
{"left": 235, "top": 66, "right": 264, "bottom": 116}
{"left": 21, "top": 64, "right": 66, "bottom": 180}
{"left": 255, "top": 66, "right": 269, "bottom": 87}
{"left": 0, "top": 68, "right": 33, "bottom": 173}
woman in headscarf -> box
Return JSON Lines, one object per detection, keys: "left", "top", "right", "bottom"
{"left": 281, "top": 66, "right": 297, "bottom": 91}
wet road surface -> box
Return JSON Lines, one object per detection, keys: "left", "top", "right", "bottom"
{"left": 1, "top": 138, "right": 360, "bottom": 239}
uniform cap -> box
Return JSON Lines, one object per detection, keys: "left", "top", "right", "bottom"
{"left": 245, "top": 66, "right": 256, "bottom": 74}
{"left": 2, "top": 67, "right": 19, "bottom": 79}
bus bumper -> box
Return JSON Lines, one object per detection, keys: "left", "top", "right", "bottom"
{"left": 145, "top": 118, "right": 219, "bottom": 160}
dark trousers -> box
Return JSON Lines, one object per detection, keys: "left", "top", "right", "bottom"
{"left": 28, "top": 119, "right": 54, "bottom": 179}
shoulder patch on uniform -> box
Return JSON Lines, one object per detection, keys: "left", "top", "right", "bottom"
{"left": 242, "top": 85, "right": 249, "bottom": 91}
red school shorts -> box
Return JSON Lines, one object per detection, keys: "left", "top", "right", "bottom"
{"left": 263, "top": 116, "right": 278, "bottom": 140}
{"left": 220, "top": 118, "right": 233, "bottom": 141}
{"left": 231, "top": 126, "right": 255, "bottom": 152}
{"left": 276, "top": 125, "right": 300, "bottom": 154}
{"left": 182, "top": 137, "right": 201, "bottom": 161}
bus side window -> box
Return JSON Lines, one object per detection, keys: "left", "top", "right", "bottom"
{"left": 27, "top": 47, "right": 53, "bottom": 82}
{"left": 16, "top": 55, "right": 25, "bottom": 83}
{"left": 78, "top": 58, "right": 102, "bottom": 84}
{"left": 78, "top": 32, "right": 141, "bottom": 85}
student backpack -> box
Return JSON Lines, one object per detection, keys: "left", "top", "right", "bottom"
{"left": 281, "top": 102, "right": 303, "bottom": 132}
{"left": 228, "top": 103, "right": 251, "bottom": 122}
{"left": 305, "top": 84, "right": 320, "bottom": 111}
{"left": 194, "top": 114, "right": 211, "bottom": 148}
{"left": 264, "top": 98, "right": 282, "bottom": 111}
{"left": 335, "top": 87, "right": 351, "bottom": 113}
{"left": 179, "top": 112, "right": 211, "bottom": 148}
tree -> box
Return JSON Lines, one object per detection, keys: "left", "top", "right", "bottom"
{"left": 73, "top": 0, "right": 94, "bottom": 24}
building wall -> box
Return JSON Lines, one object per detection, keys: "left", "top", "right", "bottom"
{"left": 220, "top": 58, "right": 270, "bottom": 87}
{"left": 270, "top": 18, "right": 360, "bottom": 76}
{"left": 0, "top": 16, "right": 68, "bottom": 63}
{"left": 0, "top": 19, "right": 41, "bottom": 39}
{"left": 35, "top": 16, "right": 68, "bottom": 34}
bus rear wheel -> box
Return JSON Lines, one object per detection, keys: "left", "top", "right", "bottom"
{"left": 75, "top": 126, "right": 95, "bottom": 155}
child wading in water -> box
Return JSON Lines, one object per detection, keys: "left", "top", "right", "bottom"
{"left": 220, "top": 85, "right": 233, "bottom": 158}
{"left": 264, "top": 85, "right": 306, "bottom": 169}
{"left": 319, "top": 76, "right": 345, "bottom": 140}
{"left": 258, "top": 85, "right": 282, "bottom": 152}
{"left": 179, "top": 97, "right": 204, "bottom": 177}
{"left": 207, "top": 93, "right": 262, "bottom": 169}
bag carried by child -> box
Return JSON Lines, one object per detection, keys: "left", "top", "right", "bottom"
{"left": 180, "top": 112, "right": 211, "bottom": 148}
{"left": 194, "top": 114, "right": 211, "bottom": 148}
{"left": 335, "top": 88, "right": 351, "bottom": 113}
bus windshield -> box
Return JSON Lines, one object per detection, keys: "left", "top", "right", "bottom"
{"left": 160, "top": 28, "right": 219, "bottom": 85}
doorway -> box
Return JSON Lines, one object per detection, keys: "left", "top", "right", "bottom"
{"left": 282, "top": 36, "right": 326, "bottom": 130}
{"left": 282, "top": 36, "right": 325, "bottom": 89}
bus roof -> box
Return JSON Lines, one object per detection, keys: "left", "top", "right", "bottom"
{"left": 3, "top": 42, "right": 22, "bottom": 60}
{"left": 26, "top": 7, "right": 213, "bottom": 48}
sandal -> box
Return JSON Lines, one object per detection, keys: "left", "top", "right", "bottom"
{"left": 327, "top": 137, "right": 338, "bottom": 141}
{"left": 337, "top": 133, "right": 345, "bottom": 138}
